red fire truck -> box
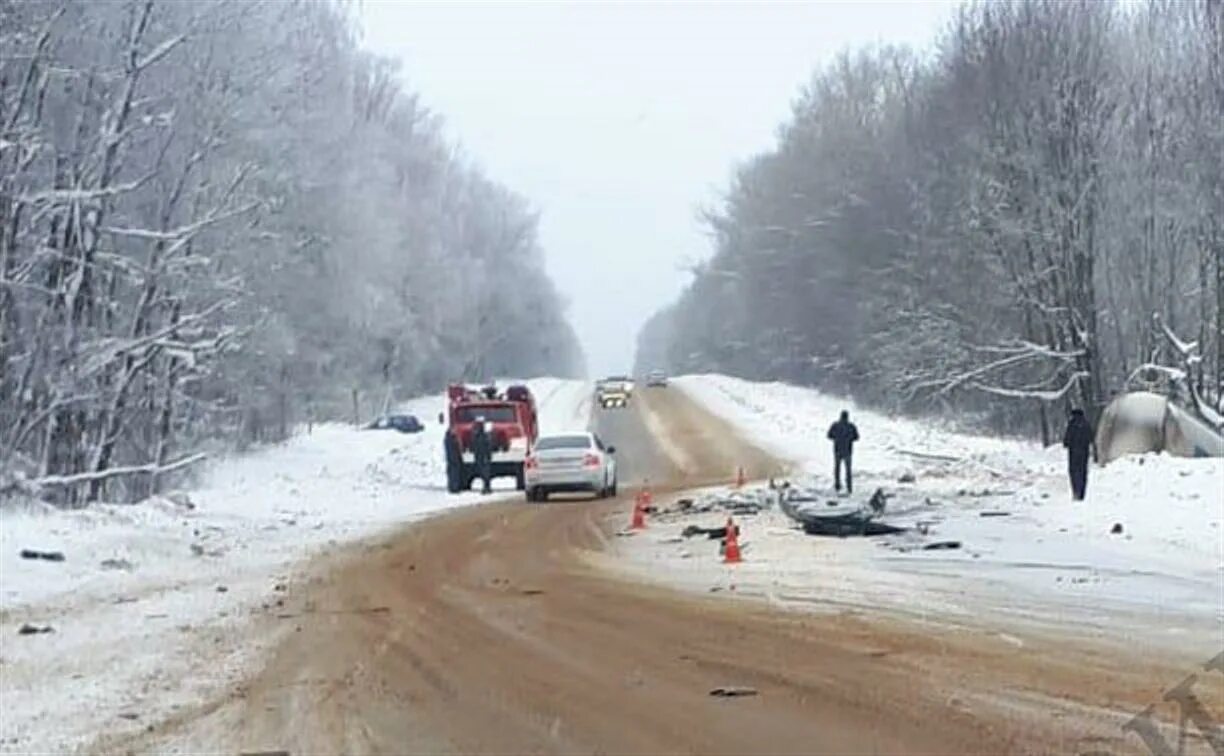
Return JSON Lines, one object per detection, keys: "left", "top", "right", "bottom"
{"left": 445, "top": 383, "right": 538, "bottom": 493}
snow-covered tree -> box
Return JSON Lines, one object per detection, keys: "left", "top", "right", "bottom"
{"left": 1, "top": 0, "right": 582, "bottom": 502}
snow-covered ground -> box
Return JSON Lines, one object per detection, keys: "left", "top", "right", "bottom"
{"left": 0, "top": 378, "right": 590, "bottom": 754}
{"left": 613, "top": 374, "right": 1223, "bottom": 653}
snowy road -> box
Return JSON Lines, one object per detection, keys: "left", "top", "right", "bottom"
{"left": 2, "top": 375, "right": 1219, "bottom": 754}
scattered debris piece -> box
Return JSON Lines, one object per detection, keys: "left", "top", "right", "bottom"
{"left": 165, "top": 491, "right": 196, "bottom": 510}
{"left": 216, "top": 585, "right": 229, "bottom": 593}
{"left": 17, "top": 624, "right": 53, "bottom": 635}
{"left": 520, "top": 588, "right": 545, "bottom": 596}
{"left": 803, "top": 519, "right": 904, "bottom": 537}
{"left": 19, "top": 549, "right": 64, "bottom": 562}
{"left": 868, "top": 489, "right": 888, "bottom": 514}
{"left": 709, "top": 686, "right": 758, "bottom": 697}
{"left": 922, "top": 541, "right": 962, "bottom": 551}
{"left": 189, "top": 543, "right": 205, "bottom": 557}
{"left": 100, "top": 558, "right": 135, "bottom": 571}
{"left": 117, "top": 713, "right": 140, "bottom": 721}
{"left": 777, "top": 486, "right": 906, "bottom": 537}
{"left": 681, "top": 525, "right": 732, "bottom": 540}
{"left": 898, "top": 449, "right": 961, "bottom": 463}
{"left": 979, "top": 511, "right": 1011, "bottom": 518}
{"left": 898, "top": 472, "right": 916, "bottom": 484}
{"left": 1110, "top": 523, "right": 1124, "bottom": 535}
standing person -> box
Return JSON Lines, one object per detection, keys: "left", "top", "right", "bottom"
{"left": 1062, "top": 408, "right": 1095, "bottom": 501}
{"left": 443, "top": 427, "right": 462, "bottom": 493}
{"left": 470, "top": 417, "right": 493, "bottom": 495}
{"left": 827, "top": 410, "right": 860, "bottom": 494}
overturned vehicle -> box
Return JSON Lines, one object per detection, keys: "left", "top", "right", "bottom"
{"left": 1096, "top": 391, "right": 1224, "bottom": 464}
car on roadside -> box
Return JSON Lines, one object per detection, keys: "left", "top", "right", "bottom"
{"left": 365, "top": 414, "right": 424, "bottom": 433}
{"left": 524, "top": 432, "right": 617, "bottom": 502}
{"left": 645, "top": 370, "right": 669, "bottom": 388}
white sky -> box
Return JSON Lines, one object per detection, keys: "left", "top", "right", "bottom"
{"left": 359, "top": 1, "right": 955, "bottom": 377}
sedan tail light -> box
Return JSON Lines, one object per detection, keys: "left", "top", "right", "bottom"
{"left": 525, "top": 456, "right": 538, "bottom": 470}
{"left": 583, "top": 453, "right": 601, "bottom": 468}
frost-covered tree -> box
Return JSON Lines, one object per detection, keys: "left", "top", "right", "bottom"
{"left": 1, "top": 0, "right": 582, "bottom": 502}
{"left": 639, "top": 0, "right": 1222, "bottom": 438}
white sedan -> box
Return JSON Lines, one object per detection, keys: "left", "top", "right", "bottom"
{"left": 524, "top": 432, "right": 617, "bottom": 502}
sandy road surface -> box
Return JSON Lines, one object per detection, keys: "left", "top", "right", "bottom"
{"left": 98, "top": 388, "right": 1217, "bottom": 755}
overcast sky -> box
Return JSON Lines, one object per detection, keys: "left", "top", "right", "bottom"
{"left": 360, "top": 1, "right": 955, "bottom": 377}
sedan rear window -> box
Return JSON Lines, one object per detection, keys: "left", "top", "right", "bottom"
{"left": 534, "top": 435, "right": 592, "bottom": 450}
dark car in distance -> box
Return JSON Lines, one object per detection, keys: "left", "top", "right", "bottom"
{"left": 366, "top": 414, "right": 424, "bottom": 434}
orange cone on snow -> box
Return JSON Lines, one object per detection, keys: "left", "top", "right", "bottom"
{"left": 631, "top": 489, "right": 649, "bottom": 530}
{"left": 723, "top": 516, "right": 742, "bottom": 564}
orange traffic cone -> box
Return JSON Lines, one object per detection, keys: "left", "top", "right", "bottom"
{"left": 734, "top": 466, "right": 746, "bottom": 488}
{"left": 723, "top": 516, "right": 742, "bottom": 564}
{"left": 631, "top": 491, "right": 648, "bottom": 530}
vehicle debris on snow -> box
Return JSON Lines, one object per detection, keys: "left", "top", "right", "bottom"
{"left": 19, "top": 549, "right": 64, "bottom": 562}
{"left": 777, "top": 483, "right": 906, "bottom": 537}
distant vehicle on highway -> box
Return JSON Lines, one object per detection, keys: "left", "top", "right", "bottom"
{"left": 524, "top": 432, "right": 617, "bottom": 502}
{"left": 365, "top": 414, "right": 424, "bottom": 433}
{"left": 596, "top": 375, "right": 634, "bottom": 409}
{"left": 645, "top": 370, "right": 669, "bottom": 387}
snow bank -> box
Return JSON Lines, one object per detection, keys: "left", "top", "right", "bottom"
{"left": 676, "top": 374, "right": 1042, "bottom": 486}
{"left": 615, "top": 375, "right": 1223, "bottom": 647}
{"left": 0, "top": 379, "right": 589, "bottom": 754}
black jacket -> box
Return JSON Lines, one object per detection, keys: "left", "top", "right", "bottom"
{"left": 1062, "top": 414, "right": 1094, "bottom": 459}
{"left": 470, "top": 427, "right": 493, "bottom": 463}
{"left": 827, "top": 419, "right": 859, "bottom": 457}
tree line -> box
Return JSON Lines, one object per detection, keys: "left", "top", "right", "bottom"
{"left": 637, "top": 0, "right": 1222, "bottom": 440}
{"left": 1, "top": 0, "right": 583, "bottom": 502}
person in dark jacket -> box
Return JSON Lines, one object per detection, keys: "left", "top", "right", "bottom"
{"left": 827, "top": 410, "right": 860, "bottom": 494}
{"left": 470, "top": 418, "right": 493, "bottom": 495}
{"left": 1062, "top": 408, "right": 1095, "bottom": 501}
{"left": 443, "top": 428, "right": 462, "bottom": 493}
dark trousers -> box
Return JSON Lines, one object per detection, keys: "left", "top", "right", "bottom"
{"left": 834, "top": 453, "right": 852, "bottom": 493}
{"left": 476, "top": 459, "right": 492, "bottom": 494}
{"left": 1068, "top": 454, "right": 1089, "bottom": 500}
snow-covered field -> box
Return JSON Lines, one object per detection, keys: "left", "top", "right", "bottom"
{"left": 613, "top": 374, "right": 1223, "bottom": 653}
{"left": 0, "top": 378, "right": 590, "bottom": 754}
